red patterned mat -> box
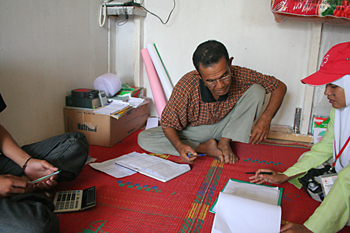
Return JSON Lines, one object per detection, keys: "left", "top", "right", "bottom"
{"left": 53, "top": 131, "right": 350, "bottom": 233}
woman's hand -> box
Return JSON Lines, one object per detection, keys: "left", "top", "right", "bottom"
{"left": 280, "top": 223, "right": 312, "bottom": 233}
{"left": 249, "top": 169, "right": 289, "bottom": 184}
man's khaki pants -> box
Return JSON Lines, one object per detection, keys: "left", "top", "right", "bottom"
{"left": 138, "top": 84, "right": 267, "bottom": 156}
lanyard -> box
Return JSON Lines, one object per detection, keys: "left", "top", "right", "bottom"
{"left": 333, "top": 135, "right": 350, "bottom": 167}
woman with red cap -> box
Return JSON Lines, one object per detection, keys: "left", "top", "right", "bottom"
{"left": 250, "top": 41, "right": 350, "bottom": 233}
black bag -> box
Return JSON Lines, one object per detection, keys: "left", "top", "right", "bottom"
{"left": 298, "top": 164, "right": 335, "bottom": 202}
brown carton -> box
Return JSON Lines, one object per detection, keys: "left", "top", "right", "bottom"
{"left": 64, "top": 104, "right": 148, "bottom": 147}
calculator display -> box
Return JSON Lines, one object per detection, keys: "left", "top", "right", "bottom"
{"left": 82, "top": 186, "right": 96, "bottom": 209}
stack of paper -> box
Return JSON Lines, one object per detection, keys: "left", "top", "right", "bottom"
{"left": 115, "top": 152, "right": 191, "bottom": 182}
{"left": 112, "top": 106, "right": 133, "bottom": 119}
{"left": 210, "top": 179, "right": 283, "bottom": 233}
{"left": 90, "top": 152, "right": 191, "bottom": 182}
{"left": 128, "top": 97, "right": 146, "bottom": 108}
{"left": 89, "top": 157, "right": 137, "bottom": 179}
{"left": 93, "top": 101, "right": 130, "bottom": 115}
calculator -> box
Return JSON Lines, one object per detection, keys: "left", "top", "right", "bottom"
{"left": 53, "top": 186, "right": 96, "bottom": 213}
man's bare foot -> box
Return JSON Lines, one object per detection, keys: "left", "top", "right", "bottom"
{"left": 196, "top": 139, "right": 224, "bottom": 162}
{"left": 218, "top": 138, "right": 239, "bottom": 164}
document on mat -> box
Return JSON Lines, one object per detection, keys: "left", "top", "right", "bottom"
{"left": 211, "top": 192, "right": 281, "bottom": 233}
{"left": 115, "top": 151, "right": 191, "bottom": 182}
{"left": 210, "top": 179, "right": 282, "bottom": 213}
{"left": 89, "top": 157, "right": 137, "bottom": 178}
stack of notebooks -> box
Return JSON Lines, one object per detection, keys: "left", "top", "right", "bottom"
{"left": 93, "top": 100, "right": 144, "bottom": 119}
{"left": 115, "top": 152, "right": 191, "bottom": 182}
{"left": 210, "top": 179, "right": 283, "bottom": 233}
{"left": 113, "top": 105, "right": 133, "bottom": 119}
{"left": 89, "top": 152, "right": 191, "bottom": 182}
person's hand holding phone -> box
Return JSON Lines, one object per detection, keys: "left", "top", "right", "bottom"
{"left": 23, "top": 158, "right": 59, "bottom": 189}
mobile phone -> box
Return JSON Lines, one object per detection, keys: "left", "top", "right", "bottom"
{"left": 30, "top": 170, "right": 61, "bottom": 184}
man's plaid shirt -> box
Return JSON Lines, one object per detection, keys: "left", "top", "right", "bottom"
{"left": 161, "top": 65, "right": 281, "bottom": 131}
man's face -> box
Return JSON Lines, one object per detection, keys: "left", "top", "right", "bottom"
{"left": 199, "top": 57, "right": 232, "bottom": 100}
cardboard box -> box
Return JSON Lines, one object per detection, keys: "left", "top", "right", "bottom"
{"left": 64, "top": 104, "right": 149, "bottom": 147}
{"left": 312, "top": 116, "right": 330, "bottom": 144}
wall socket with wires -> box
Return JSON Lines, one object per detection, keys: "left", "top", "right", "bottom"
{"left": 105, "top": 0, "right": 135, "bottom": 6}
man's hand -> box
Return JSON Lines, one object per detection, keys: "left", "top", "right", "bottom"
{"left": 250, "top": 81, "right": 286, "bottom": 145}
{"left": 178, "top": 145, "right": 198, "bottom": 164}
{"left": 162, "top": 127, "right": 198, "bottom": 164}
{"left": 248, "top": 169, "right": 289, "bottom": 184}
{"left": 0, "top": 174, "right": 32, "bottom": 198}
{"left": 280, "top": 223, "right": 312, "bottom": 233}
{"left": 24, "top": 158, "right": 58, "bottom": 189}
{"left": 249, "top": 115, "right": 271, "bottom": 145}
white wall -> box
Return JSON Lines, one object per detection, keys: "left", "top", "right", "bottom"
{"left": 1, "top": 0, "right": 348, "bottom": 145}
{"left": 141, "top": 0, "right": 317, "bottom": 129}
{"left": 0, "top": 0, "right": 108, "bottom": 145}
{"left": 110, "top": 16, "right": 135, "bottom": 85}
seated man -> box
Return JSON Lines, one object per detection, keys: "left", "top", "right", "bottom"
{"left": 0, "top": 93, "right": 89, "bottom": 233}
{"left": 138, "top": 40, "right": 286, "bottom": 164}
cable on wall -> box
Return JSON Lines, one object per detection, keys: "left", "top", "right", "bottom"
{"left": 117, "top": 7, "right": 129, "bottom": 26}
{"left": 99, "top": 2, "right": 107, "bottom": 27}
{"left": 140, "top": 0, "right": 176, "bottom": 25}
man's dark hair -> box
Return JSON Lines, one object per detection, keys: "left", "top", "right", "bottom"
{"left": 192, "top": 40, "right": 230, "bottom": 75}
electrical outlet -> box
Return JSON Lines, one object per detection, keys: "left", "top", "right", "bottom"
{"left": 106, "top": 0, "right": 133, "bottom": 6}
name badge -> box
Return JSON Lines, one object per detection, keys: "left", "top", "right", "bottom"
{"left": 320, "top": 173, "right": 338, "bottom": 196}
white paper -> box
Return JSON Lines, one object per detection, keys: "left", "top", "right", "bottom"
{"left": 212, "top": 179, "right": 280, "bottom": 213}
{"left": 212, "top": 192, "right": 281, "bottom": 233}
{"left": 93, "top": 101, "right": 130, "bottom": 115}
{"left": 115, "top": 152, "right": 190, "bottom": 182}
{"left": 222, "top": 180, "right": 280, "bottom": 205}
{"left": 89, "top": 157, "right": 136, "bottom": 178}
{"left": 127, "top": 97, "right": 145, "bottom": 108}
{"left": 85, "top": 156, "right": 97, "bottom": 164}
{"left": 146, "top": 117, "right": 159, "bottom": 129}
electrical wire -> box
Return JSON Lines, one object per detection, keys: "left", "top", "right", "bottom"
{"left": 102, "top": 0, "right": 175, "bottom": 26}
{"left": 99, "top": 2, "right": 107, "bottom": 27}
{"left": 117, "top": 7, "right": 129, "bottom": 26}
{"left": 140, "top": 0, "right": 176, "bottom": 25}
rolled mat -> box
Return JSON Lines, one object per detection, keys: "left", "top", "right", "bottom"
{"left": 94, "top": 73, "right": 122, "bottom": 97}
{"left": 141, "top": 48, "right": 167, "bottom": 118}
{"left": 146, "top": 43, "right": 173, "bottom": 100}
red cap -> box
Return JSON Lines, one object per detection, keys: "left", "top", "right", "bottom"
{"left": 301, "top": 41, "right": 350, "bottom": 86}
